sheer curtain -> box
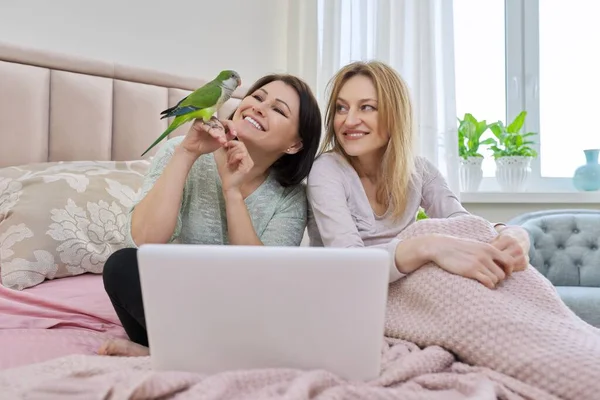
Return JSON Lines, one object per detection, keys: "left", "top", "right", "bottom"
{"left": 286, "top": 0, "right": 319, "bottom": 92}
{"left": 298, "top": 0, "right": 461, "bottom": 194}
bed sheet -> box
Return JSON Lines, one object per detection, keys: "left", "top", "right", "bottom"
{"left": 0, "top": 273, "right": 127, "bottom": 370}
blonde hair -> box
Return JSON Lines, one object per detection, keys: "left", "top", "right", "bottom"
{"left": 318, "top": 60, "right": 416, "bottom": 220}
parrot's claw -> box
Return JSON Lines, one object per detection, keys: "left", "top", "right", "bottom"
{"left": 205, "top": 119, "right": 223, "bottom": 131}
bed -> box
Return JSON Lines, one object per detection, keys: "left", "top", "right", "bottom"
{"left": 0, "top": 40, "right": 245, "bottom": 370}
{"left": 1, "top": 41, "right": 599, "bottom": 400}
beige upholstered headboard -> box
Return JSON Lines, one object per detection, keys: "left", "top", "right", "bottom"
{"left": 0, "top": 41, "right": 247, "bottom": 168}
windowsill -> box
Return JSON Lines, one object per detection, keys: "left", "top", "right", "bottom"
{"left": 461, "top": 191, "right": 600, "bottom": 204}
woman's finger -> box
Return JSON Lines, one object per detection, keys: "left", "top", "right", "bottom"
{"left": 482, "top": 257, "right": 507, "bottom": 282}
{"left": 505, "top": 244, "right": 522, "bottom": 258}
{"left": 191, "top": 119, "right": 209, "bottom": 136}
{"left": 227, "top": 150, "right": 240, "bottom": 165}
{"left": 487, "top": 244, "right": 516, "bottom": 276}
{"left": 227, "top": 147, "right": 242, "bottom": 161}
{"left": 225, "top": 139, "right": 244, "bottom": 150}
{"left": 239, "top": 154, "right": 254, "bottom": 172}
{"left": 474, "top": 271, "right": 496, "bottom": 289}
{"left": 221, "top": 120, "right": 238, "bottom": 141}
{"left": 513, "top": 254, "right": 529, "bottom": 272}
{"left": 490, "top": 235, "right": 510, "bottom": 251}
{"left": 227, "top": 143, "right": 244, "bottom": 160}
{"left": 231, "top": 142, "right": 248, "bottom": 157}
{"left": 475, "top": 261, "right": 499, "bottom": 285}
{"left": 200, "top": 120, "right": 227, "bottom": 144}
{"left": 493, "top": 235, "right": 523, "bottom": 259}
{"left": 229, "top": 149, "right": 247, "bottom": 166}
{"left": 229, "top": 141, "right": 246, "bottom": 153}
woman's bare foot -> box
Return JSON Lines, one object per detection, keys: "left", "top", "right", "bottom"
{"left": 98, "top": 338, "right": 150, "bottom": 357}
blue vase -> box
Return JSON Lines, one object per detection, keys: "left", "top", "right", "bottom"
{"left": 573, "top": 149, "right": 600, "bottom": 191}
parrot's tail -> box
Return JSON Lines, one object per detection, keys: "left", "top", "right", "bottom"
{"left": 160, "top": 106, "right": 176, "bottom": 119}
{"left": 140, "top": 116, "right": 187, "bottom": 157}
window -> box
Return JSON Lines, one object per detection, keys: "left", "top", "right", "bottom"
{"left": 538, "top": 0, "right": 600, "bottom": 178}
{"left": 453, "top": 0, "right": 506, "bottom": 178}
{"left": 454, "top": 0, "right": 600, "bottom": 191}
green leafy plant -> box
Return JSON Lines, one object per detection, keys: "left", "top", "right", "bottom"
{"left": 487, "top": 111, "right": 538, "bottom": 159}
{"left": 457, "top": 113, "right": 495, "bottom": 159}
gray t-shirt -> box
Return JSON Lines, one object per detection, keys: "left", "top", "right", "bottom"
{"left": 124, "top": 136, "right": 308, "bottom": 248}
{"left": 306, "top": 152, "right": 470, "bottom": 282}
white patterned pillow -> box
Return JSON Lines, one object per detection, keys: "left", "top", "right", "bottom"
{"left": 0, "top": 160, "right": 150, "bottom": 290}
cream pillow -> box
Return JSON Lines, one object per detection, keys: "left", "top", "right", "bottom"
{"left": 0, "top": 160, "right": 150, "bottom": 290}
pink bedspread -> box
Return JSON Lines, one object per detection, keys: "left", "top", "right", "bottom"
{"left": 0, "top": 273, "right": 127, "bottom": 370}
{"left": 1, "top": 216, "right": 599, "bottom": 400}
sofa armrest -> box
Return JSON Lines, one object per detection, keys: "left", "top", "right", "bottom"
{"left": 507, "top": 209, "right": 600, "bottom": 287}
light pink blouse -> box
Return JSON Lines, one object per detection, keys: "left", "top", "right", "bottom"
{"left": 306, "top": 152, "right": 470, "bottom": 282}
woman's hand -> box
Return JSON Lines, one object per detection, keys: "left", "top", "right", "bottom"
{"left": 430, "top": 235, "right": 518, "bottom": 289}
{"left": 490, "top": 226, "right": 530, "bottom": 274}
{"left": 215, "top": 138, "right": 254, "bottom": 194}
{"left": 130, "top": 119, "right": 236, "bottom": 245}
{"left": 179, "top": 117, "right": 236, "bottom": 158}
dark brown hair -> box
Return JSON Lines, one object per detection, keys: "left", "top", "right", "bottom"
{"left": 229, "top": 74, "right": 322, "bottom": 187}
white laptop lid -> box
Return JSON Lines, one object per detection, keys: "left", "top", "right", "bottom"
{"left": 137, "top": 244, "right": 390, "bottom": 381}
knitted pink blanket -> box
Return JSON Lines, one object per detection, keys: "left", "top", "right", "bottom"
{"left": 0, "top": 215, "right": 598, "bottom": 400}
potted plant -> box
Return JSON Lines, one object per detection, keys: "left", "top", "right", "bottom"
{"left": 487, "top": 111, "right": 538, "bottom": 191}
{"left": 457, "top": 113, "right": 494, "bottom": 191}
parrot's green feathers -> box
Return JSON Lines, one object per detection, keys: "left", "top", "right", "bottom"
{"left": 140, "top": 69, "right": 241, "bottom": 157}
{"left": 159, "top": 84, "right": 221, "bottom": 120}
{"left": 216, "top": 70, "right": 240, "bottom": 83}
{"left": 139, "top": 115, "right": 188, "bottom": 157}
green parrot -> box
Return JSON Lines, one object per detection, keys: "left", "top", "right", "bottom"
{"left": 140, "top": 69, "right": 242, "bottom": 156}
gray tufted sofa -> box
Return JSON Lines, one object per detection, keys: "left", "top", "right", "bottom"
{"left": 507, "top": 209, "right": 600, "bottom": 328}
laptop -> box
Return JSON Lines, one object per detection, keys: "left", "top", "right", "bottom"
{"left": 136, "top": 244, "right": 390, "bottom": 381}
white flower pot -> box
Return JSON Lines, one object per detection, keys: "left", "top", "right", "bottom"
{"left": 459, "top": 157, "right": 483, "bottom": 192}
{"left": 495, "top": 156, "right": 532, "bottom": 192}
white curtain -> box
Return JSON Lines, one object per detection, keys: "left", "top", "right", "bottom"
{"left": 289, "top": 0, "right": 460, "bottom": 194}
{"left": 286, "top": 0, "right": 319, "bottom": 92}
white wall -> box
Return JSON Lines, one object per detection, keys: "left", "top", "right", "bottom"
{"left": 0, "top": 0, "right": 289, "bottom": 85}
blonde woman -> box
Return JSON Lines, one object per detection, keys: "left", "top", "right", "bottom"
{"left": 306, "top": 61, "right": 530, "bottom": 287}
